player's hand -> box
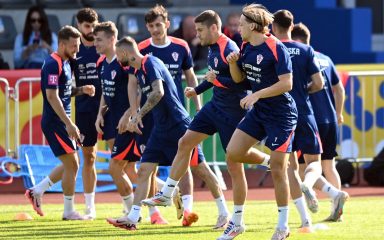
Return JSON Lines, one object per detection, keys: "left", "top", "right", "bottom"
{"left": 65, "top": 121, "right": 80, "bottom": 140}
{"left": 127, "top": 114, "right": 143, "bottom": 135}
{"left": 82, "top": 85, "right": 95, "bottom": 97}
{"left": 95, "top": 114, "right": 104, "bottom": 134}
{"left": 226, "top": 51, "right": 240, "bottom": 64}
{"left": 205, "top": 70, "right": 216, "bottom": 83}
{"left": 240, "top": 92, "right": 260, "bottom": 109}
{"left": 117, "top": 109, "right": 131, "bottom": 134}
{"left": 337, "top": 113, "right": 344, "bottom": 125}
{"left": 184, "top": 87, "right": 197, "bottom": 98}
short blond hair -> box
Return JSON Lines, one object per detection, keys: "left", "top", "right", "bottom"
{"left": 242, "top": 4, "right": 273, "bottom": 34}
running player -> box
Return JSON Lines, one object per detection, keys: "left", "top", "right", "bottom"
{"left": 272, "top": 9, "right": 324, "bottom": 232}
{"left": 73, "top": 7, "right": 100, "bottom": 219}
{"left": 138, "top": 5, "right": 230, "bottom": 228}
{"left": 292, "top": 22, "right": 348, "bottom": 222}
{"left": 93, "top": 21, "right": 141, "bottom": 216}
{"left": 141, "top": 9, "right": 270, "bottom": 230}
{"left": 105, "top": 36, "right": 204, "bottom": 231}
{"left": 223, "top": 4, "right": 297, "bottom": 239}
{"left": 25, "top": 26, "right": 95, "bottom": 220}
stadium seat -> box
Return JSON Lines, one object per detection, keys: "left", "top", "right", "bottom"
{"left": 47, "top": 14, "right": 62, "bottom": 34}
{"left": 116, "top": 13, "right": 149, "bottom": 42}
{"left": 1, "top": 145, "right": 117, "bottom": 193}
{"left": 71, "top": 13, "right": 105, "bottom": 27}
{"left": 81, "top": 0, "right": 128, "bottom": 8}
{"left": 36, "top": 0, "right": 82, "bottom": 9}
{"left": 0, "top": 15, "right": 17, "bottom": 49}
{"left": 127, "top": 0, "right": 170, "bottom": 7}
{"left": 168, "top": 12, "right": 187, "bottom": 33}
{"left": 0, "top": 0, "right": 34, "bottom": 9}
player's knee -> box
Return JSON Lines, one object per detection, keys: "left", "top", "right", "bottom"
{"left": 137, "top": 166, "right": 154, "bottom": 180}
{"left": 178, "top": 136, "right": 195, "bottom": 152}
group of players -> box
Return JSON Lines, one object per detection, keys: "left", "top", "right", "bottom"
{"left": 24, "top": 3, "right": 349, "bottom": 240}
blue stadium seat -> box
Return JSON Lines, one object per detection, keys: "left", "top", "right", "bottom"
{"left": 81, "top": 0, "right": 128, "bottom": 8}
{"left": 36, "top": 0, "right": 82, "bottom": 8}
{"left": 127, "top": 0, "right": 170, "bottom": 7}
{"left": 168, "top": 13, "right": 187, "bottom": 33}
{"left": 0, "top": 15, "right": 17, "bottom": 49}
{"left": 1, "top": 145, "right": 116, "bottom": 193}
{"left": 0, "top": 0, "right": 34, "bottom": 9}
{"left": 47, "top": 14, "right": 62, "bottom": 34}
{"left": 116, "top": 13, "right": 149, "bottom": 42}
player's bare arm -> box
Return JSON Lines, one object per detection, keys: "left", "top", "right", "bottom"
{"left": 128, "top": 79, "right": 164, "bottom": 134}
{"left": 46, "top": 89, "right": 80, "bottom": 140}
{"left": 184, "top": 68, "right": 202, "bottom": 110}
{"left": 308, "top": 72, "right": 324, "bottom": 93}
{"left": 240, "top": 73, "right": 293, "bottom": 109}
{"left": 226, "top": 51, "right": 245, "bottom": 83}
{"left": 70, "top": 85, "right": 95, "bottom": 97}
{"left": 332, "top": 81, "right": 345, "bottom": 124}
{"left": 95, "top": 95, "right": 106, "bottom": 134}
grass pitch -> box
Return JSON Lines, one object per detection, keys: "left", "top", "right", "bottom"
{"left": 0, "top": 197, "right": 383, "bottom": 240}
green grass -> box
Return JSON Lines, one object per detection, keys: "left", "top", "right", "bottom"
{"left": 0, "top": 197, "right": 383, "bottom": 240}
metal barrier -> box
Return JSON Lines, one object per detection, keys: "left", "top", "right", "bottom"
{"left": 0, "top": 78, "right": 10, "bottom": 156}
{"left": 339, "top": 71, "right": 384, "bottom": 159}
{"left": 14, "top": 77, "right": 41, "bottom": 158}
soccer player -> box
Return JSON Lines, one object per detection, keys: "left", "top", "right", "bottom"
{"left": 93, "top": 21, "right": 141, "bottom": 216}
{"left": 73, "top": 7, "right": 100, "bottom": 219}
{"left": 105, "top": 36, "right": 204, "bottom": 231}
{"left": 138, "top": 5, "right": 231, "bottom": 227}
{"left": 292, "top": 22, "right": 348, "bottom": 222}
{"left": 25, "top": 26, "right": 95, "bottom": 220}
{"left": 272, "top": 9, "right": 324, "bottom": 232}
{"left": 141, "top": 9, "right": 270, "bottom": 230}
{"left": 224, "top": 4, "right": 297, "bottom": 239}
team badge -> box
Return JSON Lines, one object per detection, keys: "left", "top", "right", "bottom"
{"left": 111, "top": 70, "right": 116, "bottom": 80}
{"left": 141, "top": 75, "right": 146, "bottom": 85}
{"left": 172, "top": 52, "right": 179, "bottom": 61}
{"left": 256, "top": 54, "right": 263, "bottom": 64}
{"left": 214, "top": 57, "right": 218, "bottom": 68}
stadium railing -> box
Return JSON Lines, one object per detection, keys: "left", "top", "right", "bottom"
{"left": 0, "top": 77, "right": 10, "bottom": 157}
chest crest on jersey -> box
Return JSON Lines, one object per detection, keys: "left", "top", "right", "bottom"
{"left": 214, "top": 57, "right": 218, "bottom": 68}
{"left": 257, "top": 54, "right": 263, "bottom": 65}
{"left": 172, "top": 52, "right": 179, "bottom": 62}
{"left": 141, "top": 75, "right": 146, "bottom": 85}
{"left": 111, "top": 70, "right": 116, "bottom": 80}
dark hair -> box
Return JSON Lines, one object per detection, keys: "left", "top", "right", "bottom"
{"left": 58, "top": 25, "right": 81, "bottom": 43}
{"left": 273, "top": 10, "right": 294, "bottom": 29}
{"left": 23, "top": 5, "right": 52, "bottom": 46}
{"left": 144, "top": 4, "right": 168, "bottom": 23}
{"left": 195, "top": 10, "right": 222, "bottom": 29}
{"left": 292, "top": 22, "right": 311, "bottom": 44}
{"left": 76, "top": 8, "right": 98, "bottom": 24}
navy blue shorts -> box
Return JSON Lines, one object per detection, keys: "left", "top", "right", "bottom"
{"left": 102, "top": 111, "right": 117, "bottom": 141}
{"left": 299, "top": 122, "right": 338, "bottom": 163}
{"left": 141, "top": 120, "right": 205, "bottom": 166}
{"left": 292, "top": 114, "right": 322, "bottom": 155}
{"left": 75, "top": 111, "right": 98, "bottom": 147}
{"left": 189, "top": 102, "right": 244, "bottom": 151}
{"left": 135, "top": 113, "right": 154, "bottom": 154}
{"left": 41, "top": 118, "right": 78, "bottom": 157}
{"left": 111, "top": 131, "right": 141, "bottom": 162}
{"left": 237, "top": 108, "right": 296, "bottom": 153}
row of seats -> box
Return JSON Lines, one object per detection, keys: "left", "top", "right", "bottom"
{"left": 0, "top": 0, "right": 170, "bottom": 9}
{"left": 0, "top": 12, "right": 186, "bottom": 49}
